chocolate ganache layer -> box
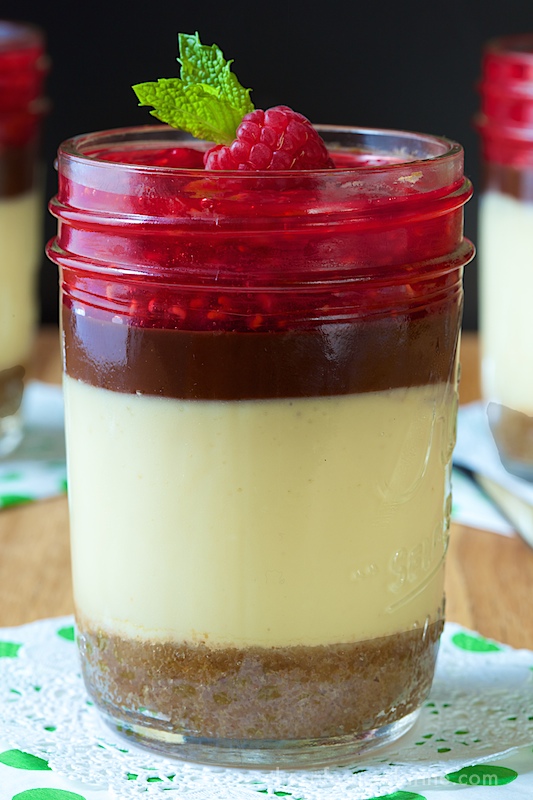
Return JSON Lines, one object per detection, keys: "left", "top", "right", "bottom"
{"left": 0, "top": 145, "right": 37, "bottom": 197}
{"left": 63, "top": 303, "right": 460, "bottom": 400}
{"left": 483, "top": 162, "right": 533, "bottom": 202}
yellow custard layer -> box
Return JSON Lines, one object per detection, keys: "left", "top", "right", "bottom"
{"left": 0, "top": 189, "right": 42, "bottom": 371}
{"left": 64, "top": 376, "right": 454, "bottom": 648}
{"left": 479, "top": 190, "right": 533, "bottom": 414}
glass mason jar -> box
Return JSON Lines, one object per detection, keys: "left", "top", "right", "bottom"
{"left": 48, "top": 125, "right": 473, "bottom": 768}
{"left": 477, "top": 35, "right": 533, "bottom": 479}
{"left": 0, "top": 20, "right": 48, "bottom": 455}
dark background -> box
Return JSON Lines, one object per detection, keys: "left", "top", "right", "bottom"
{"left": 4, "top": 0, "right": 533, "bottom": 330}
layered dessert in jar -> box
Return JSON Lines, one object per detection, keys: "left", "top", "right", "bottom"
{"left": 48, "top": 33, "right": 473, "bottom": 767}
{"left": 477, "top": 35, "right": 533, "bottom": 478}
{"left": 479, "top": 172, "right": 533, "bottom": 474}
{"left": 0, "top": 21, "right": 47, "bottom": 455}
{"left": 49, "top": 126, "right": 472, "bottom": 765}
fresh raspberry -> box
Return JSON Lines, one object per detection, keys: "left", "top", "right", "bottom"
{"left": 204, "top": 106, "right": 335, "bottom": 171}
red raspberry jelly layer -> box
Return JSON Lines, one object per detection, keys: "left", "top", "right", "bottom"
{"left": 49, "top": 128, "right": 473, "bottom": 335}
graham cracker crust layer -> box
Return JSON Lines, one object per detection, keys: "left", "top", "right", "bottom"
{"left": 78, "top": 619, "right": 443, "bottom": 740}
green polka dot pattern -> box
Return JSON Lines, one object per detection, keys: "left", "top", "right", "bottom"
{"left": 0, "top": 641, "right": 21, "bottom": 657}
{"left": 451, "top": 631, "right": 503, "bottom": 652}
{"left": 56, "top": 626, "right": 75, "bottom": 642}
{"left": 445, "top": 764, "right": 518, "bottom": 786}
{"left": 12, "top": 790, "right": 87, "bottom": 800}
{"left": 0, "top": 750, "right": 50, "bottom": 770}
{"left": 0, "top": 494, "right": 33, "bottom": 508}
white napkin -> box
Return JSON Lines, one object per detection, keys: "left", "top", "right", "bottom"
{"left": 454, "top": 402, "right": 533, "bottom": 505}
{"left": 0, "top": 381, "right": 66, "bottom": 509}
{"left": 452, "top": 402, "right": 533, "bottom": 540}
{"left": 451, "top": 465, "right": 514, "bottom": 536}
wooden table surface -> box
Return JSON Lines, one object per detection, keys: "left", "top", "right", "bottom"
{"left": 1, "top": 328, "right": 532, "bottom": 650}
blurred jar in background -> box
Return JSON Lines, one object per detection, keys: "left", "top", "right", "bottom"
{"left": 0, "top": 20, "right": 48, "bottom": 456}
{"left": 477, "top": 34, "right": 533, "bottom": 480}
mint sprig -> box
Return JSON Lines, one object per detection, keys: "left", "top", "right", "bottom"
{"left": 132, "top": 32, "right": 254, "bottom": 145}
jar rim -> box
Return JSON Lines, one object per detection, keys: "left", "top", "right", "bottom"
{"left": 57, "top": 123, "right": 463, "bottom": 178}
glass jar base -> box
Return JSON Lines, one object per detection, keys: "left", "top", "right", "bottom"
{"left": 100, "top": 708, "right": 420, "bottom": 769}
{"left": 0, "top": 409, "right": 23, "bottom": 458}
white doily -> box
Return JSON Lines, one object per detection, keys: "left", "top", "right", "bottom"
{"left": 0, "top": 617, "right": 532, "bottom": 799}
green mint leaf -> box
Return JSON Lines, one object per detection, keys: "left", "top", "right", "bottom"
{"left": 132, "top": 32, "right": 254, "bottom": 144}
{"left": 178, "top": 33, "right": 253, "bottom": 117}
{"left": 132, "top": 80, "right": 243, "bottom": 144}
